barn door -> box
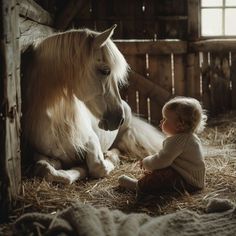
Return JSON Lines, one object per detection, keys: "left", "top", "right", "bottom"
{"left": 0, "top": 0, "right": 21, "bottom": 222}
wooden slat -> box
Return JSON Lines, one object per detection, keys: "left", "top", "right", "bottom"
{"left": 190, "top": 39, "right": 236, "bottom": 52}
{"left": 94, "top": 1, "right": 119, "bottom": 33}
{"left": 19, "top": 0, "right": 53, "bottom": 26}
{"left": 115, "top": 40, "right": 187, "bottom": 55}
{"left": 128, "top": 54, "right": 147, "bottom": 118}
{"left": 148, "top": 54, "right": 172, "bottom": 124}
{"left": 201, "top": 52, "right": 211, "bottom": 111}
{"left": 113, "top": 0, "right": 136, "bottom": 17}
{"left": 55, "top": 0, "right": 87, "bottom": 30}
{"left": 194, "top": 52, "right": 201, "bottom": 100}
{"left": 125, "top": 55, "right": 139, "bottom": 114}
{"left": 186, "top": 53, "right": 196, "bottom": 98}
{"left": 149, "top": 54, "right": 173, "bottom": 93}
{"left": 174, "top": 54, "right": 186, "bottom": 95}
{"left": 128, "top": 71, "right": 171, "bottom": 106}
{"left": 209, "top": 52, "right": 231, "bottom": 115}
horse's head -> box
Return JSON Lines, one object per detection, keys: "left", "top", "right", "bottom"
{"left": 77, "top": 25, "right": 129, "bottom": 131}
{"left": 29, "top": 25, "right": 129, "bottom": 131}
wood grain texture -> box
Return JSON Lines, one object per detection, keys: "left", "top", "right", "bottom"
{"left": 19, "top": 0, "right": 53, "bottom": 26}
{"left": 19, "top": 16, "right": 54, "bottom": 52}
{"left": 0, "top": 0, "right": 21, "bottom": 222}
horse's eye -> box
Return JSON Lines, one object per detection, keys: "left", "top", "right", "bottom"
{"left": 98, "top": 67, "right": 111, "bottom": 76}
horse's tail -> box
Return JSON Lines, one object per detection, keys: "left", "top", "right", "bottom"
{"left": 114, "top": 115, "right": 164, "bottom": 159}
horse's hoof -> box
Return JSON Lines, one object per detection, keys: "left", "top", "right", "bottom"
{"left": 34, "top": 160, "right": 72, "bottom": 184}
{"left": 104, "top": 151, "right": 120, "bottom": 166}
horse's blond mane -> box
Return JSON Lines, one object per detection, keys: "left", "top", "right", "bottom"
{"left": 24, "top": 28, "right": 129, "bottom": 153}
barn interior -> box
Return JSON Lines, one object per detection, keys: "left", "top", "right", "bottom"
{"left": 1, "top": 0, "right": 236, "bottom": 235}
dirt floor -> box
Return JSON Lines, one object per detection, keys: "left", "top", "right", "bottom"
{"left": 1, "top": 111, "right": 236, "bottom": 235}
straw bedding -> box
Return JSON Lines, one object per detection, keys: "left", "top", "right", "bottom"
{"left": 1, "top": 112, "right": 236, "bottom": 235}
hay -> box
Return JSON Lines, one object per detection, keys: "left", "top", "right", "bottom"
{"left": 1, "top": 111, "right": 236, "bottom": 234}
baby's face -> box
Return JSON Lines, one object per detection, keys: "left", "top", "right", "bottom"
{"left": 160, "top": 109, "right": 183, "bottom": 136}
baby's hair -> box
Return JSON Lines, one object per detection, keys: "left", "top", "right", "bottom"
{"left": 163, "top": 96, "right": 207, "bottom": 133}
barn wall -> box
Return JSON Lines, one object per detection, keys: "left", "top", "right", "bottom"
{"left": 72, "top": 0, "right": 188, "bottom": 40}
{"left": 115, "top": 39, "right": 236, "bottom": 124}
{"left": 0, "top": 0, "right": 55, "bottom": 222}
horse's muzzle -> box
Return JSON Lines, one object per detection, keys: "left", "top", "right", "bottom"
{"left": 98, "top": 116, "right": 124, "bottom": 131}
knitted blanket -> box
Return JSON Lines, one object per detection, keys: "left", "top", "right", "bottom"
{"left": 14, "top": 198, "right": 236, "bottom": 236}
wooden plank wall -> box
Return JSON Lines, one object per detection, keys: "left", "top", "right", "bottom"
{"left": 74, "top": 0, "right": 188, "bottom": 40}
{"left": 190, "top": 40, "right": 236, "bottom": 116}
{"left": 116, "top": 40, "right": 236, "bottom": 125}
{"left": 201, "top": 52, "right": 232, "bottom": 115}
{"left": 116, "top": 40, "right": 187, "bottom": 126}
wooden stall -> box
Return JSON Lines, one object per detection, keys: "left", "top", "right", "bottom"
{"left": 0, "top": 0, "right": 54, "bottom": 222}
{"left": 1, "top": 0, "right": 236, "bottom": 222}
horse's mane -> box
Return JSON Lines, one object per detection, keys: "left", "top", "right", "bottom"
{"left": 23, "top": 28, "right": 129, "bottom": 152}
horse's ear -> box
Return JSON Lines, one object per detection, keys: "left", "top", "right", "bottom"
{"left": 93, "top": 24, "right": 117, "bottom": 49}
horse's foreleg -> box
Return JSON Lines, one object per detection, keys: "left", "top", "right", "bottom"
{"left": 34, "top": 154, "right": 87, "bottom": 184}
{"left": 86, "top": 133, "right": 116, "bottom": 178}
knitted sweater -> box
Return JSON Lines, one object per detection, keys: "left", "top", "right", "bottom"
{"left": 142, "top": 133, "right": 205, "bottom": 189}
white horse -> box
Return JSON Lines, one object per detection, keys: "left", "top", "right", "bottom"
{"left": 22, "top": 25, "right": 164, "bottom": 184}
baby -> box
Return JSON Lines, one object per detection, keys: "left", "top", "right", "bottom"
{"left": 118, "top": 96, "right": 207, "bottom": 196}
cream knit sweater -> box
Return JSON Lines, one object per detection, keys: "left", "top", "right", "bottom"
{"left": 142, "top": 133, "right": 205, "bottom": 189}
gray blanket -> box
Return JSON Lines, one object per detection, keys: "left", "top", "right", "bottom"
{"left": 14, "top": 198, "right": 236, "bottom": 236}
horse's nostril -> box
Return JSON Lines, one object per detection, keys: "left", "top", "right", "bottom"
{"left": 119, "top": 117, "right": 124, "bottom": 126}
{"left": 98, "top": 119, "right": 109, "bottom": 131}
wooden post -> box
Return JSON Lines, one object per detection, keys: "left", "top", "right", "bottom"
{"left": 201, "top": 52, "right": 211, "bottom": 111}
{"left": 0, "top": 0, "right": 21, "bottom": 222}
{"left": 174, "top": 54, "right": 186, "bottom": 96}
{"left": 231, "top": 52, "right": 236, "bottom": 109}
{"left": 188, "top": 0, "right": 199, "bottom": 40}
{"left": 186, "top": 53, "right": 197, "bottom": 98}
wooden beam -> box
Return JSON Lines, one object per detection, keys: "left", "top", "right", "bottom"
{"left": 19, "top": 0, "right": 53, "bottom": 26}
{"left": 55, "top": 0, "right": 87, "bottom": 30}
{"left": 0, "top": 0, "right": 21, "bottom": 222}
{"left": 189, "top": 39, "right": 236, "bottom": 52}
{"left": 128, "top": 71, "right": 171, "bottom": 106}
{"left": 115, "top": 40, "right": 187, "bottom": 55}
{"left": 19, "top": 16, "right": 54, "bottom": 52}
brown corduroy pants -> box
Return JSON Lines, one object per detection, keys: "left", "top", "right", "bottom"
{"left": 137, "top": 167, "right": 199, "bottom": 195}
